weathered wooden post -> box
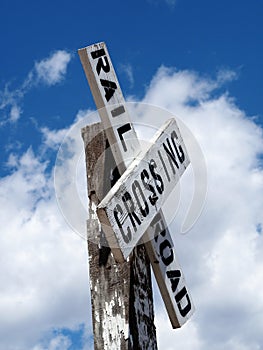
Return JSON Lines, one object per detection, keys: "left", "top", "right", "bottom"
{"left": 82, "top": 123, "right": 157, "bottom": 349}
{"left": 79, "top": 42, "right": 194, "bottom": 349}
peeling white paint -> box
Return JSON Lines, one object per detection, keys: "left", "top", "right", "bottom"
{"left": 102, "top": 300, "right": 128, "bottom": 349}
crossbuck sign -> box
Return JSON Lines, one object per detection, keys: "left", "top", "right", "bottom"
{"left": 79, "top": 42, "right": 194, "bottom": 328}
{"left": 98, "top": 118, "right": 190, "bottom": 259}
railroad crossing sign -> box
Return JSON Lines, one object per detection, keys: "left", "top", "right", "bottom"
{"left": 79, "top": 42, "right": 194, "bottom": 329}
{"left": 97, "top": 118, "right": 190, "bottom": 260}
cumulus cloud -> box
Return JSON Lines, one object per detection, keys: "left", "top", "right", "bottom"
{"left": 119, "top": 63, "right": 134, "bottom": 88}
{"left": 0, "top": 50, "right": 72, "bottom": 126}
{"left": 1, "top": 62, "right": 263, "bottom": 350}
{"left": 0, "top": 85, "right": 24, "bottom": 126}
{"left": 34, "top": 51, "right": 72, "bottom": 86}
{"left": 41, "top": 126, "right": 69, "bottom": 150}
{"left": 9, "top": 104, "right": 22, "bottom": 123}
{"left": 140, "top": 67, "right": 263, "bottom": 349}
{"left": 0, "top": 145, "right": 92, "bottom": 350}
{"left": 216, "top": 68, "right": 238, "bottom": 85}
{"left": 32, "top": 335, "right": 72, "bottom": 350}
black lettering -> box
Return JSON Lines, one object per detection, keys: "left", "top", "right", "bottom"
{"left": 166, "top": 270, "right": 181, "bottom": 293}
{"left": 122, "top": 191, "right": 141, "bottom": 232}
{"left": 132, "top": 180, "right": 149, "bottom": 218}
{"left": 151, "top": 213, "right": 167, "bottom": 242}
{"left": 171, "top": 130, "right": 185, "bottom": 164}
{"left": 159, "top": 239, "right": 174, "bottom": 266}
{"left": 96, "top": 56, "right": 110, "bottom": 75}
{"left": 141, "top": 169, "right": 158, "bottom": 206}
{"left": 100, "top": 79, "right": 117, "bottom": 102}
{"left": 111, "top": 105, "right": 125, "bottom": 118}
{"left": 158, "top": 150, "right": 170, "bottom": 182}
{"left": 91, "top": 48, "right": 106, "bottom": 59}
{"left": 163, "top": 137, "right": 179, "bottom": 173}
{"left": 114, "top": 204, "right": 131, "bottom": 244}
{"left": 117, "top": 123, "right": 132, "bottom": 152}
{"left": 151, "top": 213, "right": 163, "bottom": 242}
{"left": 175, "top": 287, "right": 192, "bottom": 317}
{"left": 149, "top": 159, "right": 164, "bottom": 194}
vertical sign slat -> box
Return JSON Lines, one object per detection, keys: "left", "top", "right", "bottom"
{"left": 78, "top": 42, "right": 140, "bottom": 174}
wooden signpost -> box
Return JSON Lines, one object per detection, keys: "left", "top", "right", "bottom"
{"left": 82, "top": 123, "right": 157, "bottom": 349}
{"left": 79, "top": 42, "right": 194, "bottom": 347}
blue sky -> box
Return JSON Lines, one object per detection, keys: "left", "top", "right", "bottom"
{"left": 1, "top": 1, "right": 263, "bottom": 349}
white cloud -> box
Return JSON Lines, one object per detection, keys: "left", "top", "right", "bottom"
{"left": 140, "top": 67, "right": 263, "bottom": 349}
{"left": 154, "top": 311, "right": 203, "bottom": 350}
{"left": 1, "top": 63, "right": 263, "bottom": 350}
{"left": 216, "top": 68, "right": 238, "bottom": 85}
{"left": 0, "top": 50, "right": 72, "bottom": 126}
{"left": 119, "top": 63, "right": 134, "bottom": 88}
{"left": 9, "top": 104, "right": 21, "bottom": 123}
{"left": 0, "top": 145, "right": 92, "bottom": 350}
{"left": 32, "top": 335, "right": 72, "bottom": 350}
{"left": 0, "top": 85, "right": 24, "bottom": 126}
{"left": 34, "top": 50, "right": 72, "bottom": 86}
{"left": 40, "top": 126, "right": 68, "bottom": 150}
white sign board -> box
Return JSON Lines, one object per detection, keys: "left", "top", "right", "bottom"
{"left": 78, "top": 42, "right": 140, "bottom": 173}
{"left": 97, "top": 118, "right": 190, "bottom": 260}
{"left": 144, "top": 211, "right": 194, "bottom": 328}
{"left": 79, "top": 42, "right": 194, "bottom": 328}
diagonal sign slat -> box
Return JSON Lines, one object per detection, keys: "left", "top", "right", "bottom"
{"left": 78, "top": 42, "right": 194, "bottom": 328}
{"left": 97, "top": 118, "right": 190, "bottom": 260}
